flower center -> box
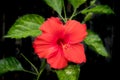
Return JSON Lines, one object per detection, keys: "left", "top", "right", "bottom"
{"left": 57, "top": 38, "right": 70, "bottom": 50}
{"left": 57, "top": 38, "right": 64, "bottom": 46}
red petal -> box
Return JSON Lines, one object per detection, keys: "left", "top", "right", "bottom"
{"left": 47, "top": 48, "right": 68, "bottom": 69}
{"left": 63, "top": 43, "right": 86, "bottom": 63}
{"left": 33, "top": 34, "right": 59, "bottom": 58}
{"left": 64, "top": 20, "right": 87, "bottom": 44}
{"left": 33, "top": 44, "right": 58, "bottom": 58}
{"left": 40, "top": 17, "right": 64, "bottom": 34}
{"left": 33, "top": 33, "right": 57, "bottom": 45}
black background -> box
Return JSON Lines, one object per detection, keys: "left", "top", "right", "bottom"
{"left": 0, "top": 0, "right": 118, "bottom": 80}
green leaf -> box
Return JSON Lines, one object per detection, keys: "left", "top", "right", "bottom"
{"left": 0, "top": 57, "right": 24, "bottom": 75}
{"left": 83, "top": 12, "right": 93, "bottom": 22}
{"left": 55, "top": 64, "right": 80, "bottom": 80}
{"left": 81, "top": 5, "right": 114, "bottom": 15}
{"left": 84, "top": 30, "right": 109, "bottom": 57}
{"left": 4, "top": 14, "right": 45, "bottom": 39}
{"left": 90, "top": 0, "right": 96, "bottom": 6}
{"left": 44, "top": 0, "right": 64, "bottom": 15}
{"left": 68, "top": 0, "right": 86, "bottom": 9}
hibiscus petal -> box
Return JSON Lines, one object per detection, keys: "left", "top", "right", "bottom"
{"left": 64, "top": 20, "right": 87, "bottom": 44}
{"left": 33, "top": 33, "right": 57, "bottom": 45}
{"left": 33, "top": 34, "right": 58, "bottom": 58}
{"left": 40, "top": 17, "right": 64, "bottom": 34}
{"left": 33, "top": 44, "right": 58, "bottom": 58}
{"left": 63, "top": 43, "right": 86, "bottom": 63}
{"left": 47, "top": 49, "right": 68, "bottom": 69}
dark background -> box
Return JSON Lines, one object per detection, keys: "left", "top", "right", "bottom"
{"left": 0, "top": 0, "right": 117, "bottom": 80}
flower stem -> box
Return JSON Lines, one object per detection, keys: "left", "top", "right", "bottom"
{"left": 74, "top": 10, "right": 82, "bottom": 18}
{"left": 63, "top": 2, "right": 67, "bottom": 21}
{"left": 59, "top": 14, "right": 66, "bottom": 23}
{"left": 72, "top": 5, "right": 93, "bottom": 20}
{"left": 69, "top": 8, "right": 77, "bottom": 20}
{"left": 23, "top": 69, "right": 37, "bottom": 75}
{"left": 36, "top": 59, "right": 46, "bottom": 80}
{"left": 36, "top": 68, "right": 44, "bottom": 80}
{"left": 20, "top": 53, "right": 39, "bottom": 74}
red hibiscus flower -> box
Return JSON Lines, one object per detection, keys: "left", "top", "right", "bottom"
{"left": 33, "top": 17, "right": 87, "bottom": 69}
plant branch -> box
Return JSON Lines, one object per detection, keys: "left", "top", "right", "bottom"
{"left": 63, "top": 1, "right": 67, "bottom": 21}
{"left": 69, "top": 8, "right": 77, "bottom": 20}
{"left": 20, "top": 53, "right": 39, "bottom": 74}
{"left": 36, "top": 59, "right": 46, "bottom": 80}
{"left": 59, "top": 13, "right": 66, "bottom": 23}
{"left": 23, "top": 69, "right": 37, "bottom": 75}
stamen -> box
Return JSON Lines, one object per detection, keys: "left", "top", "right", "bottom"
{"left": 63, "top": 44, "right": 70, "bottom": 50}
{"left": 57, "top": 38, "right": 70, "bottom": 50}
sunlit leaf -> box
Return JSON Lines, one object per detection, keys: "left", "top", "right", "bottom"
{"left": 4, "top": 14, "right": 45, "bottom": 39}
{"left": 81, "top": 5, "right": 114, "bottom": 15}
{"left": 55, "top": 64, "right": 80, "bottom": 80}
{"left": 68, "top": 0, "right": 86, "bottom": 9}
{"left": 0, "top": 57, "right": 24, "bottom": 75}
{"left": 44, "top": 0, "right": 64, "bottom": 15}
{"left": 84, "top": 30, "right": 109, "bottom": 57}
